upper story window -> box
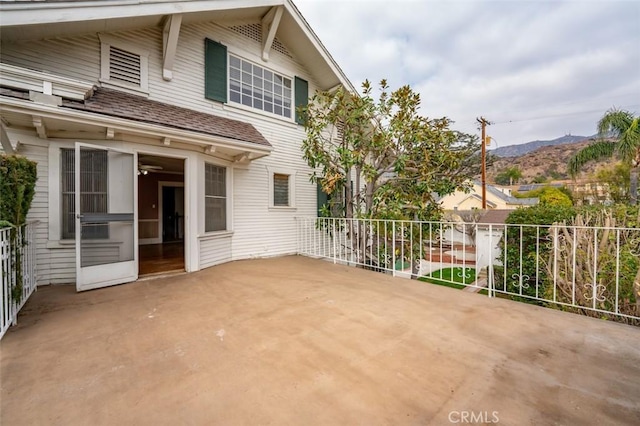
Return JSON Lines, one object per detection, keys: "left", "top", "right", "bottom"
{"left": 99, "top": 34, "right": 149, "bottom": 94}
{"left": 204, "top": 39, "right": 308, "bottom": 124}
{"left": 229, "top": 55, "right": 292, "bottom": 118}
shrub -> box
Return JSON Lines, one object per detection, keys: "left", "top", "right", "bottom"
{"left": 0, "top": 154, "right": 38, "bottom": 226}
{"left": 496, "top": 203, "right": 639, "bottom": 324}
{"left": 495, "top": 204, "right": 576, "bottom": 300}
{"left": 515, "top": 186, "right": 573, "bottom": 207}
{"left": 0, "top": 154, "right": 38, "bottom": 301}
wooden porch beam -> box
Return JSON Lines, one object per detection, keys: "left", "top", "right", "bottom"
{"left": 0, "top": 122, "right": 15, "bottom": 154}
{"left": 261, "top": 6, "right": 283, "bottom": 62}
{"left": 162, "top": 13, "right": 183, "bottom": 81}
{"left": 233, "top": 152, "right": 252, "bottom": 163}
{"left": 32, "top": 116, "right": 47, "bottom": 139}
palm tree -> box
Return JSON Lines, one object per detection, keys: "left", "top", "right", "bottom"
{"left": 569, "top": 108, "right": 640, "bottom": 205}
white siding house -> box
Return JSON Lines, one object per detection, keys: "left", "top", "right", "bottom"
{"left": 0, "top": 0, "right": 354, "bottom": 290}
{"left": 438, "top": 181, "right": 539, "bottom": 211}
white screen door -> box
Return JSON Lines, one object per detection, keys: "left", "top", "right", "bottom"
{"left": 75, "top": 143, "right": 137, "bottom": 291}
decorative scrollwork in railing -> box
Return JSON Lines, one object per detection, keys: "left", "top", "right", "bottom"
{"left": 584, "top": 283, "right": 607, "bottom": 302}
{"left": 627, "top": 234, "right": 640, "bottom": 258}
{"left": 511, "top": 274, "right": 530, "bottom": 289}
{"left": 456, "top": 268, "right": 473, "bottom": 281}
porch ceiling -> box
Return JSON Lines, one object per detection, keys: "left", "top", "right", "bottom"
{"left": 1, "top": 256, "right": 638, "bottom": 425}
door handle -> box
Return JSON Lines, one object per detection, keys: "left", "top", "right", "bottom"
{"left": 77, "top": 214, "right": 84, "bottom": 219}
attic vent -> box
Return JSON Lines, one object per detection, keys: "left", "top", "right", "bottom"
{"left": 99, "top": 35, "right": 149, "bottom": 93}
{"left": 229, "top": 23, "right": 262, "bottom": 43}
{"left": 109, "top": 46, "right": 141, "bottom": 86}
{"left": 227, "top": 23, "right": 293, "bottom": 58}
{"left": 272, "top": 38, "right": 292, "bottom": 58}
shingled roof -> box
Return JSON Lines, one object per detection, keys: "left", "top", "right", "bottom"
{"left": 63, "top": 88, "right": 271, "bottom": 147}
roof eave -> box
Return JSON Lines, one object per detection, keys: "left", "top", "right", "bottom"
{"left": 283, "top": 0, "right": 355, "bottom": 93}
{"left": 0, "top": 0, "right": 284, "bottom": 26}
{"left": 0, "top": 95, "right": 273, "bottom": 156}
{"left": 0, "top": 0, "right": 356, "bottom": 94}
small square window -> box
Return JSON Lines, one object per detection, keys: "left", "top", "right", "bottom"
{"left": 273, "top": 174, "right": 289, "bottom": 207}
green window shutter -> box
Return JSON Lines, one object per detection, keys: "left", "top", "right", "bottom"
{"left": 294, "top": 76, "right": 308, "bottom": 125}
{"left": 317, "top": 183, "right": 330, "bottom": 217}
{"left": 204, "top": 38, "right": 227, "bottom": 103}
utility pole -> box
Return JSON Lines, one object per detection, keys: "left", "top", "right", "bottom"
{"left": 476, "top": 117, "right": 491, "bottom": 210}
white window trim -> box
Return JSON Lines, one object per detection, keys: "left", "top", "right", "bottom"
{"left": 99, "top": 33, "right": 149, "bottom": 95}
{"left": 222, "top": 101, "right": 296, "bottom": 126}
{"left": 226, "top": 51, "right": 295, "bottom": 123}
{"left": 48, "top": 141, "right": 69, "bottom": 243}
{"left": 202, "top": 159, "right": 233, "bottom": 235}
{"left": 267, "top": 166, "right": 297, "bottom": 211}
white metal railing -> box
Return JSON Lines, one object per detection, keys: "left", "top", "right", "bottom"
{"left": 296, "top": 217, "right": 640, "bottom": 325}
{"left": 1, "top": 222, "right": 38, "bottom": 340}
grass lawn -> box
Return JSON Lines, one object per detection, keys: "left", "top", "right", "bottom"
{"left": 419, "top": 267, "right": 487, "bottom": 295}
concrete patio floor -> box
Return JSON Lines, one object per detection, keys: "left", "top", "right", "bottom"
{"left": 1, "top": 256, "right": 639, "bottom": 425}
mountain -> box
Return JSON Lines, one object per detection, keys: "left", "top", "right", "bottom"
{"left": 487, "top": 138, "right": 616, "bottom": 184}
{"left": 489, "top": 134, "right": 591, "bottom": 158}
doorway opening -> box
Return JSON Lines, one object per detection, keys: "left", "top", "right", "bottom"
{"left": 137, "top": 153, "right": 185, "bottom": 276}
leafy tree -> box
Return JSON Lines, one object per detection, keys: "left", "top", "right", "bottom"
{"left": 569, "top": 108, "right": 640, "bottom": 204}
{"left": 302, "top": 80, "right": 480, "bottom": 272}
{"left": 531, "top": 175, "right": 547, "bottom": 184}
{"left": 495, "top": 166, "right": 523, "bottom": 186}
{"left": 593, "top": 162, "right": 631, "bottom": 204}
{"left": 302, "top": 79, "right": 480, "bottom": 221}
{"left": 515, "top": 186, "right": 573, "bottom": 208}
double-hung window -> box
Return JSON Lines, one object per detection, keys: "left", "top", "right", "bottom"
{"left": 61, "top": 148, "right": 109, "bottom": 239}
{"left": 205, "top": 163, "right": 227, "bottom": 232}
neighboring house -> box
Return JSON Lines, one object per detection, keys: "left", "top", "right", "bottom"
{"left": 517, "top": 183, "right": 564, "bottom": 192}
{"left": 439, "top": 181, "right": 538, "bottom": 211}
{"left": 0, "top": 0, "right": 353, "bottom": 291}
{"left": 561, "top": 180, "right": 611, "bottom": 206}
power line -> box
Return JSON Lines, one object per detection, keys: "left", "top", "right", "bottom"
{"left": 491, "top": 103, "right": 640, "bottom": 125}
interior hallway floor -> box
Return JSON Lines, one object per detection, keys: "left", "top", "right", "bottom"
{"left": 138, "top": 242, "right": 184, "bottom": 276}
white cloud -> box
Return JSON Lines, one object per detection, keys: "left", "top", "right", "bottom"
{"left": 295, "top": 0, "right": 640, "bottom": 145}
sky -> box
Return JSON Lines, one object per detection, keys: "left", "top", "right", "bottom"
{"left": 295, "top": 0, "right": 640, "bottom": 148}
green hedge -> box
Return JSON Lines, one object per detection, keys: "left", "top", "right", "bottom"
{"left": 0, "top": 154, "right": 38, "bottom": 227}
{"left": 496, "top": 204, "right": 576, "bottom": 300}
{"left": 0, "top": 154, "right": 38, "bottom": 302}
